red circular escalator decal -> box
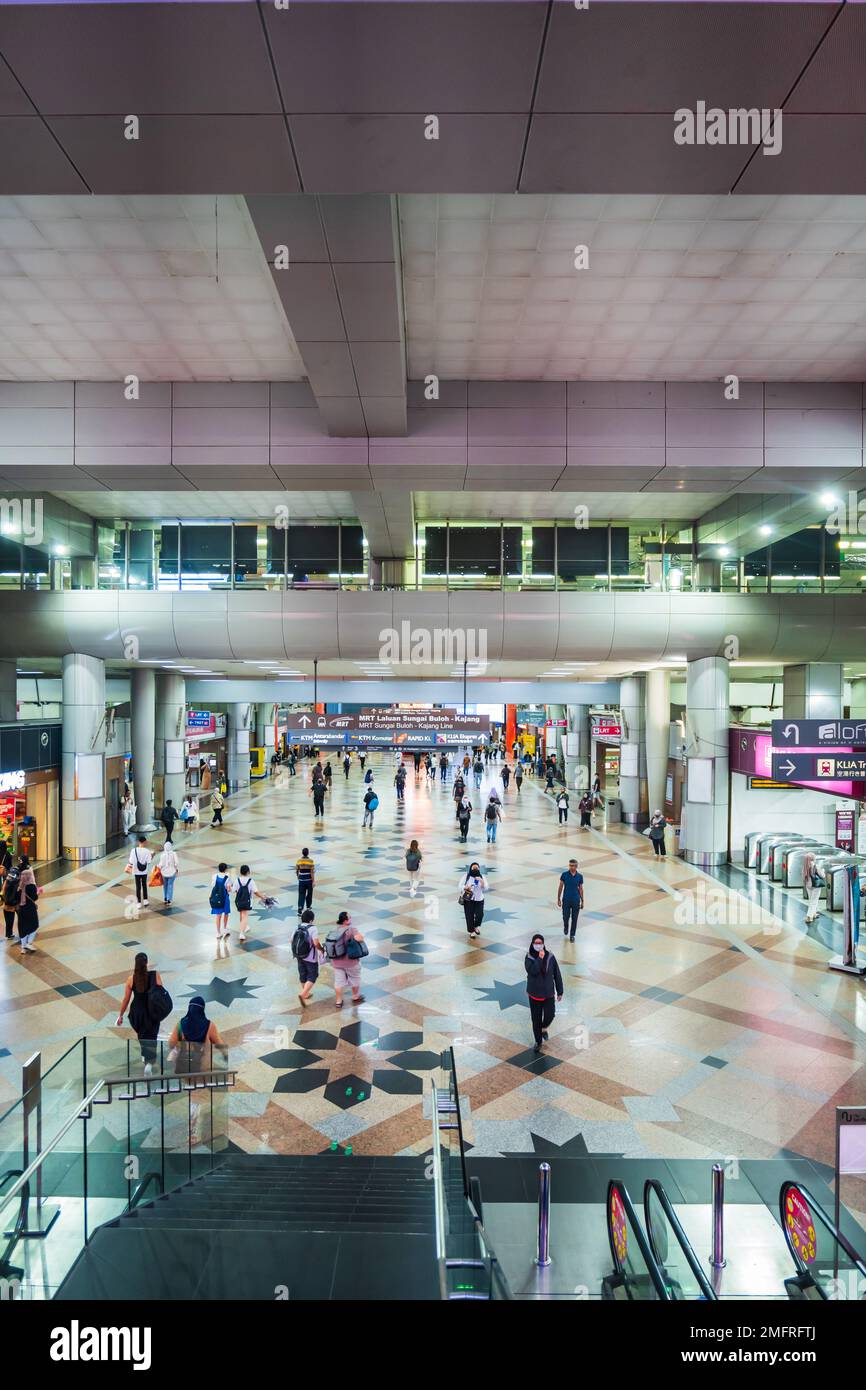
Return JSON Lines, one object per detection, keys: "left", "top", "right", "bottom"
{"left": 610, "top": 1186, "right": 628, "bottom": 1265}
{"left": 785, "top": 1187, "right": 817, "bottom": 1265}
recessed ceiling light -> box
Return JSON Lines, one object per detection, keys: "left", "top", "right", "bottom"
{"left": 820, "top": 493, "right": 838, "bottom": 508}
{"left": 759, "top": 525, "right": 773, "bottom": 537}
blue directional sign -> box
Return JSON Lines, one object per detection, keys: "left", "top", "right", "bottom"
{"left": 772, "top": 719, "right": 866, "bottom": 748}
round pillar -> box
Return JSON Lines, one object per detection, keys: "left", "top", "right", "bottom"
{"left": 130, "top": 668, "right": 156, "bottom": 831}
{"left": 645, "top": 668, "right": 670, "bottom": 819}
{"left": 155, "top": 673, "right": 186, "bottom": 813}
{"left": 61, "top": 653, "right": 106, "bottom": 862}
{"left": 228, "top": 702, "right": 252, "bottom": 792}
{"left": 0, "top": 658, "right": 17, "bottom": 723}
{"left": 680, "top": 657, "right": 729, "bottom": 867}
{"left": 566, "top": 703, "right": 591, "bottom": 792}
{"left": 619, "top": 675, "right": 648, "bottom": 827}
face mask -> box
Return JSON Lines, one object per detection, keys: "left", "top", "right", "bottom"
{"left": 533, "top": 942, "right": 543, "bottom": 951}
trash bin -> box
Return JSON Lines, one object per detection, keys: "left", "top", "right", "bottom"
{"left": 606, "top": 797, "right": 622, "bottom": 824}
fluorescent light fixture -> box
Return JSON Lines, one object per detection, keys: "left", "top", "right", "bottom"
{"left": 717, "top": 546, "right": 731, "bottom": 558}
{"left": 759, "top": 525, "right": 773, "bottom": 537}
{"left": 820, "top": 493, "right": 838, "bottom": 508}
{"left": 52, "top": 545, "right": 68, "bottom": 555}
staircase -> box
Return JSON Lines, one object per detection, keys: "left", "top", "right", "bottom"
{"left": 56, "top": 1154, "right": 438, "bottom": 1301}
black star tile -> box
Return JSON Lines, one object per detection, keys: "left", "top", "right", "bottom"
{"left": 238, "top": 938, "right": 270, "bottom": 952}
{"left": 293, "top": 1030, "right": 338, "bottom": 1051}
{"left": 378, "top": 877, "right": 402, "bottom": 886}
{"left": 372, "top": 1069, "right": 423, "bottom": 1096}
{"left": 529, "top": 1131, "right": 603, "bottom": 1158}
{"left": 390, "top": 951, "right": 427, "bottom": 966}
{"left": 324, "top": 1074, "right": 372, "bottom": 1108}
{"left": 75, "top": 980, "right": 98, "bottom": 994}
{"left": 339, "top": 1021, "right": 379, "bottom": 1046}
{"left": 701, "top": 1055, "right": 728, "bottom": 1069}
{"left": 388, "top": 1050, "right": 441, "bottom": 1071}
{"left": 374, "top": 892, "right": 400, "bottom": 902}
{"left": 481, "top": 942, "right": 516, "bottom": 956}
{"left": 507, "top": 1048, "right": 563, "bottom": 1073}
{"left": 377, "top": 1031, "right": 423, "bottom": 1051}
{"left": 260, "top": 1048, "right": 321, "bottom": 1070}
{"left": 252, "top": 902, "right": 296, "bottom": 925}
{"left": 182, "top": 976, "right": 262, "bottom": 1007}
{"left": 391, "top": 932, "right": 426, "bottom": 945}
{"left": 359, "top": 953, "right": 390, "bottom": 971}
{"left": 273, "top": 1069, "right": 329, "bottom": 1095}
{"left": 478, "top": 908, "right": 517, "bottom": 924}
{"left": 474, "top": 979, "right": 530, "bottom": 1010}
{"left": 55, "top": 983, "right": 83, "bottom": 997}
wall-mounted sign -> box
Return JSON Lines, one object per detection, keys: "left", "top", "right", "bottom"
{"left": 772, "top": 719, "right": 866, "bottom": 748}
{"left": 775, "top": 753, "right": 866, "bottom": 781}
{"left": 517, "top": 707, "right": 546, "bottom": 725}
{"left": 591, "top": 717, "right": 621, "bottom": 741}
{"left": 837, "top": 809, "right": 856, "bottom": 852}
{"left": 0, "top": 769, "right": 25, "bottom": 793}
{"left": 187, "top": 710, "right": 214, "bottom": 732}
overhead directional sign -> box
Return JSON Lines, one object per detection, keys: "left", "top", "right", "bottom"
{"left": 773, "top": 753, "right": 866, "bottom": 781}
{"left": 285, "top": 707, "right": 490, "bottom": 746}
{"left": 772, "top": 719, "right": 866, "bottom": 748}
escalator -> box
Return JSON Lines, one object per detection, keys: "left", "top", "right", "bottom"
{"left": 602, "top": 1178, "right": 717, "bottom": 1300}
{"left": 780, "top": 1180, "right": 866, "bottom": 1300}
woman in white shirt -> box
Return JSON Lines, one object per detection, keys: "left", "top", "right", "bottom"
{"left": 234, "top": 863, "right": 268, "bottom": 942}
{"left": 180, "top": 795, "right": 198, "bottom": 833}
{"left": 125, "top": 836, "right": 153, "bottom": 908}
{"left": 460, "top": 861, "right": 489, "bottom": 938}
{"left": 158, "top": 841, "right": 179, "bottom": 910}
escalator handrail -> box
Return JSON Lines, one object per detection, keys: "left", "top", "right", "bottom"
{"left": 606, "top": 1179, "right": 670, "bottom": 1300}
{"left": 779, "top": 1180, "right": 866, "bottom": 1278}
{"left": 643, "top": 1179, "right": 717, "bottom": 1300}
{"left": 447, "top": 1045, "right": 469, "bottom": 1199}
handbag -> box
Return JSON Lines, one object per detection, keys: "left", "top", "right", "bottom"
{"left": 346, "top": 937, "right": 369, "bottom": 960}
{"left": 149, "top": 865, "right": 164, "bottom": 888}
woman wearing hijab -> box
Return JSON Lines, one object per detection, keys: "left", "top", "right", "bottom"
{"left": 525, "top": 934, "right": 564, "bottom": 1054}
{"left": 457, "top": 794, "right": 472, "bottom": 842}
{"left": 803, "top": 851, "right": 823, "bottom": 924}
{"left": 460, "top": 862, "right": 488, "bottom": 938}
{"left": 167, "top": 996, "right": 226, "bottom": 1077}
{"left": 648, "top": 810, "right": 668, "bottom": 857}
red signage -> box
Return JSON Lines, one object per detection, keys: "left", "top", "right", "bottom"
{"left": 592, "top": 720, "right": 621, "bottom": 740}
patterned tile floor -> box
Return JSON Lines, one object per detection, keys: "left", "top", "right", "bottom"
{"left": 1, "top": 753, "right": 865, "bottom": 1180}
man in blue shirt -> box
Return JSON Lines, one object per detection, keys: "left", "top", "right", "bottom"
{"left": 557, "top": 859, "right": 584, "bottom": 942}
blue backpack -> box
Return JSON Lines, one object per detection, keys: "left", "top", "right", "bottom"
{"left": 368, "top": 794, "right": 379, "bottom": 811}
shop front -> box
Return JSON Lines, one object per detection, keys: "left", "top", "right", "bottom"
{"left": 185, "top": 711, "right": 227, "bottom": 792}
{"left": 591, "top": 713, "right": 621, "bottom": 790}
{"left": 0, "top": 721, "right": 62, "bottom": 864}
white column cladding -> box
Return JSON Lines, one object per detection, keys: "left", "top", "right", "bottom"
{"left": 565, "top": 703, "right": 591, "bottom": 791}
{"left": 61, "top": 653, "right": 106, "bottom": 862}
{"left": 0, "top": 659, "right": 16, "bottom": 723}
{"left": 645, "top": 668, "right": 670, "bottom": 818}
{"left": 782, "top": 664, "right": 842, "bottom": 720}
{"left": 254, "top": 702, "right": 274, "bottom": 750}
{"left": 619, "top": 675, "right": 648, "bottom": 826}
{"left": 155, "top": 673, "right": 186, "bottom": 811}
{"left": 680, "top": 656, "right": 730, "bottom": 868}
{"left": 130, "top": 668, "right": 156, "bottom": 831}
{"left": 850, "top": 679, "right": 866, "bottom": 717}
{"left": 228, "top": 702, "right": 252, "bottom": 792}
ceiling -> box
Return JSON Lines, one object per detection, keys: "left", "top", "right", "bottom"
{"left": 51, "top": 489, "right": 357, "bottom": 521}
{"left": 401, "top": 193, "right": 866, "bottom": 381}
{"left": 0, "top": 194, "right": 304, "bottom": 380}
{"left": 412, "top": 491, "right": 724, "bottom": 521}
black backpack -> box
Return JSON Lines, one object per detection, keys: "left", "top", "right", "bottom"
{"left": 146, "top": 976, "right": 173, "bottom": 1025}
{"left": 235, "top": 880, "right": 252, "bottom": 911}
{"left": 485, "top": 803, "right": 497, "bottom": 820}
{"left": 3, "top": 867, "right": 20, "bottom": 907}
{"left": 291, "top": 925, "right": 312, "bottom": 959}
{"left": 209, "top": 875, "right": 227, "bottom": 910}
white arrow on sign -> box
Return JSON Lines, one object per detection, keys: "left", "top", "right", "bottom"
{"left": 298, "top": 714, "right": 311, "bottom": 727}
{"left": 779, "top": 758, "right": 796, "bottom": 778}
{"left": 782, "top": 723, "right": 800, "bottom": 745}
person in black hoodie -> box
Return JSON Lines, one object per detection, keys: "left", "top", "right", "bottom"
{"left": 525, "top": 933, "right": 564, "bottom": 1054}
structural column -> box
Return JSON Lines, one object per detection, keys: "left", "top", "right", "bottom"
{"left": 61, "top": 653, "right": 106, "bottom": 862}
{"left": 645, "top": 668, "right": 670, "bottom": 817}
{"left": 254, "top": 702, "right": 274, "bottom": 751}
{"left": 155, "top": 674, "right": 186, "bottom": 813}
{"left": 619, "top": 675, "right": 648, "bottom": 827}
{"left": 565, "top": 703, "right": 591, "bottom": 791}
{"left": 130, "top": 668, "right": 156, "bottom": 831}
{"left": 850, "top": 679, "right": 866, "bottom": 717}
{"left": 680, "top": 657, "right": 729, "bottom": 867}
{"left": 783, "top": 663, "right": 843, "bottom": 720}
{"left": 228, "top": 702, "right": 252, "bottom": 793}
{"left": 0, "top": 659, "right": 16, "bottom": 722}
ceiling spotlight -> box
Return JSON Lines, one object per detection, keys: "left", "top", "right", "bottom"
{"left": 52, "top": 544, "right": 68, "bottom": 556}
{"left": 759, "top": 525, "right": 773, "bottom": 537}
{"left": 717, "top": 546, "right": 731, "bottom": 558}
{"left": 820, "top": 493, "right": 839, "bottom": 509}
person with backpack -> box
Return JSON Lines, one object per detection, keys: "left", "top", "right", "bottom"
{"left": 287, "top": 749, "right": 297, "bottom": 777}
{"left": 394, "top": 764, "right": 407, "bottom": 801}
{"left": 210, "top": 785, "right": 225, "bottom": 827}
{"left": 457, "top": 795, "right": 472, "bottom": 843}
{"left": 545, "top": 765, "right": 555, "bottom": 793}
{"left": 484, "top": 796, "right": 502, "bottom": 843}
{"left": 405, "top": 839, "right": 423, "bottom": 896}
{"left": 235, "top": 863, "right": 268, "bottom": 942}
{"left": 2, "top": 850, "right": 20, "bottom": 941}
{"left": 439, "top": 751, "right": 448, "bottom": 782}
{"left": 556, "top": 788, "right": 570, "bottom": 825}
{"left": 325, "top": 910, "right": 367, "bottom": 1009}
{"left": 323, "top": 760, "right": 333, "bottom": 789}
{"left": 116, "top": 951, "right": 171, "bottom": 1076}
{"left": 157, "top": 839, "right": 179, "bottom": 910}
{"left": 125, "top": 835, "right": 153, "bottom": 908}
{"left": 209, "top": 861, "right": 234, "bottom": 940}
{"left": 161, "top": 799, "right": 179, "bottom": 843}
{"left": 473, "top": 755, "right": 484, "bottom": 789}
{"left": 525, "top": 934, "right": 564, "bottom": 1055}
{"left": 363, "top": 784, "right": 378, "bottom": 828}
{"left": 460, "top": 862, "right": 488, "bottom": 938}
{"left": 296, "top": 848, "right": 315, "bottom": 915}
{"left": 293, "top": 908, "right": 324, "bottom": 1008}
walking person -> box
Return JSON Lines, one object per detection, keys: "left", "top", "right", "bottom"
{"left": 312, "top": 777, "right": 326, "bottom": 818}
{"left": 343, "top": 752, "right": 351, "bottom": 779}
{"left": 209, "top": 861, "right": 233, "bottom": 941}
{"left": 501, "top": 763, "right": 511, "bottom": 791}
{"left": 325, "top": 911, "right": 367, "bottom": 1009}
{"left": 210, "top": 785, "right": 225, "bottom": 827}
{"left": 545, "top": 764, "right": 555, "bottom": 793}
{"left": 293, "top": 908, "right": 324, "bottom": 1008}
{"left": 235, "top": 863, "right": 268, "bottom": 942}
{"left": 363, "top": 784, "right": 378, "bottom": 828}
{"left": 394, "top": 764, "right": 407, "bottom": 801}
{"left": 457, "top": 794, "right": 472, "bottom": 842}
{"left": 473, "top": 755, "right": 483, "bottom": 789}
{"left": 158, "top": 839, "right": 179, "bottom": 910}
{"left": 125, "top": 834, "right": 153, "bottom": 909}
{"left": 180, "top": 794, "right": 198, "bottom": 833}
{"left": 287, "top": 749, "right": 297, "bottom": 776}
{"left": 413, "top": 750, "right": 422, "bottom": 779}
{"left": 439, "top": 751, "right": 448, "bottom": 782}
{"left": 2, "top": 848, "right": 19, "bottom": 941}
{"left": 460, "top": 862, "right": 488, "bottom": 938}
{"left": 648, "top": 810, "right": 668, "bottom": 857}
{"left": 296, "top": 847, "right": 315, "bottom": 916}
{"left": 578, "top": 791, "right": 593, "bottom": 829}
{"left": 515, "top": 762, "right": 524, "bottom": 794}
{"left": 323, "top": 760, "right": 333, "bottom": 791}
{"left": 168, "top": 996, "right": 226, "bottom": 1075}
{"left": 116, "top": 952, "right": 170, "bottom": 1077}
{"left": 405, "top": 839, "right": 423, "bottom": 897}
{"left": 525, "top": 934, "right": 564, "bottom": 1055}
{"left": 557, "top": 858, "right": 585, "bottom": 942}
{"left": 358, "top": 748, "right": 367, "bottom": 772}
{"left": 16, "top": 878, "right": 42, "bottom": 954}
{"left": 556, "top": 788, "right": 570, "bottom": 824}
{"left": 804, "top": 851, "right": 824, "bottom": 924}
{"left": 161, "top": 799, "right": 179, "bottom": 844}
{"left": 426, "top": 753, "right": 435, "bottom": 781}
{"left": 484, "top": 796, "right": 502, "bottom": 843}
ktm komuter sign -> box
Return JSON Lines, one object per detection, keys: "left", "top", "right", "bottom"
{"left": 287, "top": 708, "right": 490, "bottom": 745}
